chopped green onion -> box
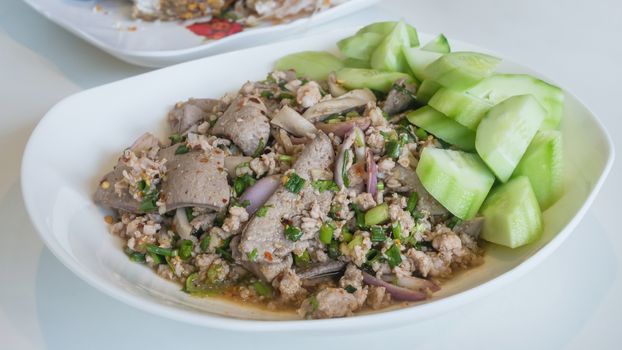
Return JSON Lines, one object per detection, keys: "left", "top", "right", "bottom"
{"left": 139, "top": 190, "right": 159, "bottom": 212}
{"left": 309, "top": 295, "right": 319, "bottom": 311}
{"left": 392, "top": 221, "right": 403, "bottom": 240}
{"left": 125, "top": 248, "right": 146, "bottom": 263}
{"left": 284, "top": 225, "right": 303, "bottom": 242}
{"left": 215, "top": 236, "right": 233, "bottom": 262}
{"left": 260, "top": 90, "right": 274, "bottom": 98}
{"left": 293, "top": 250, "right": 311, "bottom": 267}
{"left": 185, "top": 207, "right": 194, "bottom": 222}
{"left": 376, "top": 181, "right": 385, "bottom": 191}
{"left": 213, "top": 215, "right": 225, "bottom": 228}
{"left": 147, "top": 251, "right": 163, "bottom": 265}
{"left": 382, "top": 111, "right": 390, "bottom": 120}
{"left": 370, "top": 225, "right": 386, "bottom": 242}
{"left": 247, "top": 248, "right": 258, "bottom": 262}
{"left": 364, "top": 203, "right": 389, "bottom": 226}
{"left": 414, "top": 241, "right": 433, "bottom": 251}
{"left": 347, "top": 235, "right": 363, "bottom": 250}
{"left": 233, "top": 173, "right": 256, "bottom": 196}
{"left": 327, "top": 241, "right": 341, "bottom": 259}
{"left": 344, "top": 285, "right": 357, "bottom": 293}
{"left": 447, "top": 216, "right": 463, "bottom": 229}
{"left": 385, "top": 244, "right": 402, "bottom": 268}
{"left": 311, "top": 180, "right": 339, "bottom": 193}
{"left": 342, "top": 151, "right": 351, "bottom": 187}
{"left": 256, "top": 205, "right": 272, "bottom": 217}
{"left": 284, "top": 173, "right": 306, "bottom": 194}
{"left": 199, "top": 235, "right": 211, "bottom": 252}
{"left": 207, "top": 263, "right": 223, "bottom": 283}
{"left": 277, "top": 93, "right": 295, "bottom": 100}
{"left": 406, "top": 192, "right": 419, "bottom": 214}
{"left": 175, "top": 144, "right": 190, "bottom": 155}
{"left": 345, "top": 111, "right": 360, "bottom": 119}
{"left": 184, "top": 273, "right": 222, "bottom": 296}
{"left": 178, "top": 239, "right": 193, "bottom": 260}
{"left": 341, "top": 227, "right": 353, "bottom": 243}
{"left": 415, "top": 127, "right": 429, "bottom": 141}
{"left": 319, "top": 222, "right": 335, "bottom": 244}
{"left": 252, "top": 138, "right": 266, "bottom": 157}
{"left": 137, "top": 180, "right": 147, "bottom": 194}
{"left": 231, "top": 198, "right": 251, "bottom": 208}
{"left": 169, "top": 134, "right": 184, "bottom": 144}
{"left": 252, "top": 281, "right": 273, "bottom": 297}
{"left": 365, "top": 248, "right": 382, "bottom": 266}
{"left": 278, "top": 154, "right": 293, "bottom": 162}
{"left": 323, "top": 114, "right": 341, "bottom": 123}
{"left": 351, "top": 204, "right": 366, "bottom": 229}
{"left": 385, "top": 139, "right": 401, "bottom": 159}
{"left": 146, "top": 244, "right": 174, "bottom": 257}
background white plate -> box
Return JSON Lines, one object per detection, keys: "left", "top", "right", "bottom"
{"left": 21, "top": 28, "right": 613, "bottom": 332}
{"left": 21, "top": 0, "right": 378, "bottom": 67}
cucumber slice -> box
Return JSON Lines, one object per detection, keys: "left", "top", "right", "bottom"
{"left": 422, "top": 34, "right": 450, "bottom": 53}
{"left": 403, "top": 47, "right": 443, "bottom": 81}
{"left": 407, "top": 106, "right": 476, "bottom": 151}
{"left": 370, "top": 21, "right": 411, "bottom": 73}
{"left": 343, "top": 58, "right": 371, "bottom": 69}
{"left": 481, "top": 176, "right": 543, "bottom": 248}
{"left": 476, "top": 95, "right": 545, "bottom": 182}
{"left": 337, "top": 32, "right": 384, "bottom": 60}
{"left": 416, "top": 147, "right": 495, "bottom": 219}
{"left": 335, "top": 68, "right": 412, "bottom": 93}
{"left": 424, "top": 52, "right": 501, "bottom": 90}
{"left": 468, "top": 74, "right": 564, "bottom": 129}
{"left": 275, "top": 51, "right": 344, "bottom": 81}
{"left": 428, "top": 87, "right": 492, "bottom": 130}
{"left": 357, "top": 21, "right": 420, "bottom": 47}
{"left": 416, "top": 79, "right": 442, "bottom": 104}
{"left": 513, "top": 130, "right": 563, "bottom": 209}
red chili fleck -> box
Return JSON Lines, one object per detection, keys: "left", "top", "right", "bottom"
{"left": 186, "top": 18, "right": 243, "bottom": 40}
{"left": 264, "top": 252, "right": 273, "bottom": 262}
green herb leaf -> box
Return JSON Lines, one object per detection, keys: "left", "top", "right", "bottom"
{"left": 145, "top": 244, "right": 174, "bottom": 257}
{"left": 311, "top": 180, "right": 339, "bottom": 193}
{"left": 175, "top": 144, "right": 190, "bottom": 155}
{"left": 178, "top": 239, "right": 193, "bottom": 260}
{"left": 169, "top": 134, "right": 184, "bottom": 144}
{"left": 252, "top": 138, "right": 266, "bottom": 157}
{"left": 406, "top": 192, "right": 419, "bottom": 214}
{"left": 256, "top": 205, "right": 272, "bottom": 217}
{"left": 385, "top": 244, "right": 402, "bottom": 268}
{"left": 327, "top": 241, "right": 341, "bottom": 259}
{"left": 293, "top": 250, "right": 310, "bottom": 267}
{"left": 252, "top": 281, "right": 273, "bottom": 297}
{"left": 199, "top": 235, "right": 211, "bottom": 252}
{"left": 345, "top": 285, "right": 357, "bottom": 293}
{"left": 284, "top": 173, "right": 306, "bottom": 194}
{"left": 370, "top": 225, "right": 386, "bottom": 243}
{"left": 247, "top": 248, "right": 258, "bottom": 262}
{"left": 233, "top": 173, "right": 257, "bottom": 196}
{"left": 284, "top": 225, "right": 303, "bottom": 242}
{"left": 185, "top": 207, "right": 194, "bottom": 222}
{"left": 319, "top": 221, "right": 335, "bottom": 244}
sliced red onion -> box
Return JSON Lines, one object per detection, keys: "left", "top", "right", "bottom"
{"left": 315, "top": 117, "right": 371, "bottom": 138}
{"left": 239, "top": 175, "right": 280, "bottom": 215}
{"left": 366, "top": 150, "right": 378, "bottom": 196}
{"left": 353, "top": 127, "right": 366, "bottom": 161}
{"left": 224, "top": 156, "right": 252, "bottom": 175}
{"left": 334, "top": 129, "right": 356, "bottom": 189}
{"left": 174, "top": 208, "right": 193, "bottom": 239}
{"left": 289, "top": 135, "right": 309, "bottom": 145}
{"left": 271, "top": 105, "right": 317, "bottom": 138}
{"left": 394, "top": 275, "right": 440, "bottom": 293}
{"left": 363, "top": 272, "right": 428, "bottom": 301}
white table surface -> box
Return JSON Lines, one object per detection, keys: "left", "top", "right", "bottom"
{"left": 1, "top": 0, "right": 620, "bottom": 348}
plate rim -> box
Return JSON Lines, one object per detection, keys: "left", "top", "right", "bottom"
{"left": 20, "top": 29, "right": 615, "bottom": 332}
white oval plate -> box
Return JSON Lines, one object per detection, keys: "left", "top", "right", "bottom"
{"left": 22, "top": 0, "right": 378, "bottom": 67}
{"left": 21, "top": 28, "right": 614, "bottom": 332}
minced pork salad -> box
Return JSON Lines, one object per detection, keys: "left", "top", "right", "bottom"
{"left": 95, "top": 21, "right": 564, "bottom": 319}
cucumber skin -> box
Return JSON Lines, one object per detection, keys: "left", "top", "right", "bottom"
{"left": 335, "top": 68, "right": 413, "bottom": 93}
{"left": 406, "top": 106, "right": 476, "bottom": 151}
{"left": 275, "top": 51, "right": 344, "bottom": 81}
{"left": 481, "top": 176, "right": 543, "bottom": 248}
{"left": 357, "top": 21, "right": 420, "bottom": 47}
{"left": 416, "top": 148, "right": 495, "bottom": 220}
{"left": 422, "top": 34, "right": 450, "bottom": 53}
{"left": 428, "top": 87, "right": 492, "bottom": 130}
{"left": 468, "top": 74, "right": 564, "bottom": 129}
{"left": 476, "top": 94, "right": 545, "bottom": 182}
{"left": 513, "top": 131, "right": 564, "bottom": 209}
{"left": 424, "top": 52, "right": 501, "bottom": 90}
{"left": 403, "top": 47, "right": 443, "bottom": 81}
{"left": 338, "top": 32, "right": 384, "bottom": 60}
{"left": 416, "top": 80, "right": 442, "bottom": 104}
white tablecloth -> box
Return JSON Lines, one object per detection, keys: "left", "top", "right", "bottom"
{"left": 1, "top": 0, "right": 620, "bottom": 348}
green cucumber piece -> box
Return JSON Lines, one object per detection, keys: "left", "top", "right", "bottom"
{"left": 357, "top": 21, "right": 420, "bottom": 47}
{"left": 468, "top": 74, "right": 564, "bottom": 129}
{"left": 424, "top": 52, "right": 501, "bottom": 90}
{"left": 422, "top": 34, "right": 450, "bottom": 53}
{"left": 370, "top": 21, "right": 411, "bottom": 73}
{"left": 481, "top": 176, "right": 543, "bottom": 248}
{"left": 416, "top": 147, "right": 495, "bottom": 219}
{"left": 403, "top": 47, "right": 443, "bottom": 81}
{"left": 428, "top": 87, "right": 492, "bottom": 130}
{"left": 513, "top": 130, "right": 563, "bottom": 209}
{"left": 337, "top": 32, "right": 384, "bottom": 60}
{"left": 407, "top": 106, "right": 475, "bottom": 151}
{"left": 476, "top": 95, "right": 545, "bottom": 182}
{"left": 275, "top": 51, "right": 344, "bottom": 81}
{"left": 343, "top": 58, "right": 371, "bottom": 69}
{"left": 335, "top": 68, "right": 412, "bottom": 93}
{"left": 416, "top": 79, "right": 442, "bottom": 104}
